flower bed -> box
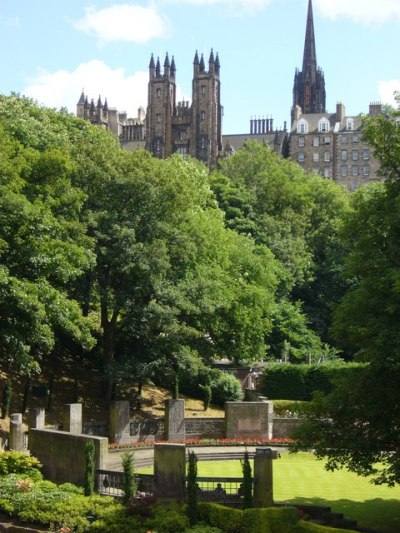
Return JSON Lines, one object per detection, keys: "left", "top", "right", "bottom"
{"left": 109, "top": 437, "right": 293, "bottom": 450}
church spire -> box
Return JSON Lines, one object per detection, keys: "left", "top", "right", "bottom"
{"left": 302, "top": 0, "right": 317, "bottom": 75}
{"left": 291, "top": 0, "right": 326, "bottom": 121}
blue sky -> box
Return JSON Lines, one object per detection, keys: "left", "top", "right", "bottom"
{"left": 1, "top": 0, "right": 400, "bottom": 134}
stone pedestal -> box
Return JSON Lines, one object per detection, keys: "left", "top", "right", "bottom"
{"left": 225, "top": 401, "right": 273, "bottom": 440}
{"left": 109, "top": 400, "right": 131, "bottom": 444}
{"left": 30, "top": 407, "right": 45, "bottom": 429}
{"left": 253, "top": 447, "right": 274, "bottom": 507}
{"left": 9, "top": 413, "right": 24, "bottom": 451}
{"left": 154, "top": 443, "right": 186, "bottom": 500}
{"left": 165, "top": 399, "right": 185, "bottom": 441}
{"left": 63, "top": 403, "right": 82, "bottom": 434}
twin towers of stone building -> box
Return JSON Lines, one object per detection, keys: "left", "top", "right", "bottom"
{"left": 77, "top": 50, "right": 222, "bottom": 168}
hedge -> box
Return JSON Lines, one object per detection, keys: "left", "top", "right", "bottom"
{"left": 260, "top": 363, "right": 367, "bottom": 401}
{"left": 294, "top": 520, "right": 358, "bottom": 533}
{"left": 243, "top": 507, "right": 300, "bottom": 533}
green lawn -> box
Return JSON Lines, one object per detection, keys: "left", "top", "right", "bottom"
{"left": 139, "top": 452, "right": 400, "bottom": 533}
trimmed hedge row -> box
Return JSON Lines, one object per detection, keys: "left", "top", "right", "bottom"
{"left": 260, "top": 363, "right": 367, "bottom": 401}
{"left": 196, "top": 504, "right": 357, "bottom": 533}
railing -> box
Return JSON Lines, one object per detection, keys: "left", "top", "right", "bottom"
{"left": 96, "top": 469, "right": 154, "bottom": 497}
{"left": 96, "top": 470, "right": 249, "bottom": 507}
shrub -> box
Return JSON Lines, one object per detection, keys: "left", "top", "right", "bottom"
{"left": 294, "top": 520, "right": 358, "bottom": 533}
{"left": 208, "top": 370, "right": 243, "bottom": 405}
{"left": 260, "top": 363, "right": 367, "bottom": 401}
{"left": 207, "top": 503, "right": 244, "bottom": 533}
{"left": 243, "top": 507, "right": 300, "bottom": 533}
{"left": 185, "top": 526, "right": 223, "bottom": 533}
{"left": 187, "top": 451, "right": 198, "bottom": 525}
{"left": 0, "top": 451, "right": 42, "bottom": 481}
{"left": 84, "top": 439, "right": 95, "bottom": 496}
{"left": 145, "top": 506, "right": 189, "bottom": 533}
{"left": 240, "top": 451, "right": 252, "bottom": 509}
{"left": 121, "top": 452, "right": 136, "bottom": 503}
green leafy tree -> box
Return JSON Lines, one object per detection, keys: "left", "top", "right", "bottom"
{"left": 122, "top": 452, "right": 136, "bottom": 502}
{"left": 292, "top": 100, "right": 400, "bottom": 486}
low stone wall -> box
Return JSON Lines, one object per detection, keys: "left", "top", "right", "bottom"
{"left": 272, "top": 417, "right": 303, "bottom": 439}
{"left": 185, "top": 417, "right": 224, "bottom": 439}
{"left": 130, "top": 418, "right": 165, "bottom": 442}
{"left": 29, "top": 428, "right": 108, "bottom": 486}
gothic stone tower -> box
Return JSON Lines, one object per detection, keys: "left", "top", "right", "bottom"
{"left": 291, "top": 0, "right": 326, "bottom": 122}
{"left": 146, "top": 51, "right": 222, "bottom": 167}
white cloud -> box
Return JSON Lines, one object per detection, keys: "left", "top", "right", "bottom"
{"left": 315, "top": 0, "right": 400, "bottom": 24}
{"left": 22, "top": 60, "right": 149, "bottom": 118}
{"left": 73, "top": 4, "right": 170, "bottom": 44}
{"left": 378, "top": 80, "right": 400, "bottom": 107}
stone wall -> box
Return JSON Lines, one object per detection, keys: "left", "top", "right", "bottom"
{"left": 185, "top": 417, "right": 224, "bottom": 439}
{"left": 272, "top": 418, "right": 303, "bottom": 439}
{"left": 130, "top": 419, "right": 165, "bottom": 442}
{"left": 29, "top": 428, "right": 108, "bottom": 486}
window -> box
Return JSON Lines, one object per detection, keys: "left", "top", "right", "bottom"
{"left": 352, "top": 165, "right": 359, "bottom": 176}
{"left": 201, "top": 137, "right": 206, "bottom": 149}
{"left": 156, "top": 113, "right": 161, "bottom": 123}
{"left": 341, "top": 150, "right": 348, "bottom": 161}
{"left": 352, "top": 134, "right": 359, "bottom": 143}
{"left": 200, "top": 111, "right": 205, "bottom": 120}
{"left": 298, "top": 152, "right": 305, "bottom": 163}
{"left": 313, "top": 136, "right": 319, "bottom": 147}
{"left": 363, "top": 165, "right": 370, "bottom": 177}
{"left": 324, "top": 151, "right": 330, "bottom": 162}
{"left": 341, "top": 166, "right": 348, "bottom": 177}
{"left": 177, "top": 146, "right": 188, "bottom": 155}
{"left": 341, "top": 135, "right": 348, "bottom": 144}
{"left": 346, "top": 118, "right": 354, "bottom": 131}
{"left": 313, "top": 153, "right": 319, "bottom": 162}
{"left": 155, "top": 139, "right": 161, "bottom": 152}
{"left": 318, "top": 119, "right": 330, "bottom": 133}
{"left": 298, "top": 136, "right": 305, "bottom": 147}
{"left": 156, "top": 88, "right": 161, "bottom": 98}
{"left": 324, "top": 136, "right": 331, "bottom": 145}
{"left": 324, "top": 168, "right": 331, "bottom": 178}
{"left": 201, "top": 85, "right": 206, "bottom": 95}
{"left": 179, "top": 130, "right": 186, "bottom": 141}
{"left": 363, "top": 149, "right": 370, "bottom": 160}
{"left": 297, "top": 120, "right": 308, "bottom": 134}
{"left": 352, "top": 149, "right": 359, "bottom": 161}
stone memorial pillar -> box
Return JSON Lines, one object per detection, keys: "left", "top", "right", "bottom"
{"left": 109, "top": 400, "right": 131, "bottom": 444}
{"left": 225, "top": 401, "right": 273, "bottom": 440}
{"left": 165, "top": 399, "right": 185, "bottom": 441}
{"left": 63, "top": 403, "right": 82, "bottom": 434}
{"left": 9, "top": 413, "right": 24, "bottom": 451}
{"left": 30, "top": 407, "right": 45, "bottom": 429}
{"left": 253, "top": 447, "right": 277, "bottom": 507}
{"left": 154, "top": 443, "right": 186, "bottom": 500}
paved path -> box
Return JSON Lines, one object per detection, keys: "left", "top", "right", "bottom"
{"left": 106, "top": 445, "right": 287, "bottom": 470}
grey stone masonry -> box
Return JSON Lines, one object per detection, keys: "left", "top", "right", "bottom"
{"left": 63, "top": 403, "right": 82, "bottom": 434}
{"left": 154, "top": 443, "right": 186, "bottom": 499}
{"left": 109, "top": 400, "right": 130, "bottom": 443}
{"left": 165, "top": 399, "right": 185, "bottom": 441}
{"left": 253, "top": 447, "right": 277, "bottom": 507}
{"left": 9, "top": 413, "right": 24, "bottom": 451}
{"left": 30, "top": 407, "right": 45, "bottom": 429}
{"left": 225, "top": 401, "right": 273, "bottom": 440}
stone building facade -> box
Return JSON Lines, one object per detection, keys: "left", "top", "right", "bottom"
{"left": 289, "top": 102, "right": 382, "bottom": 190}
{"left": 76, "top": 0, "right": 383, "bottom": 189}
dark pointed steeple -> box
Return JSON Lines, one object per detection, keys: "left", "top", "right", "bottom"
{"left": 302, "top": 0, "right": 317, "bottom": 74}
{"left": 199, "top": 53, "right": 205, "bottom": 73}
{"left": 209, "top": 48, "right": 215, "bottom": 64}
{"left": 193, "top": 50, "right": 199, "bottom": 65}
{"left": 291, "top": 0, "right": 326, "bottom": 121}
{"left": 77, "top": 90, "right": 85, "bottom": 105}
{"left": 156, "top": 57, "right": 161, "bottom": 77}
{"left": 149, "top": 53, "right": 155, "bottom": 69}
{"left": 164, "top": 52, "right": 170, "bottom": 68}
{"left": 170, "top": 55, "right": 176, "bottom": 79}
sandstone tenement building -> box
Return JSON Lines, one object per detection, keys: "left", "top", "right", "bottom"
{"left": 76, "top": 0, "right": 383, "bottom": 188}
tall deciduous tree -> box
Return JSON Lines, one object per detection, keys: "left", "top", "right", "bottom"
{"left": 292, "top": 101, "right": 400, "bottom": 486}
